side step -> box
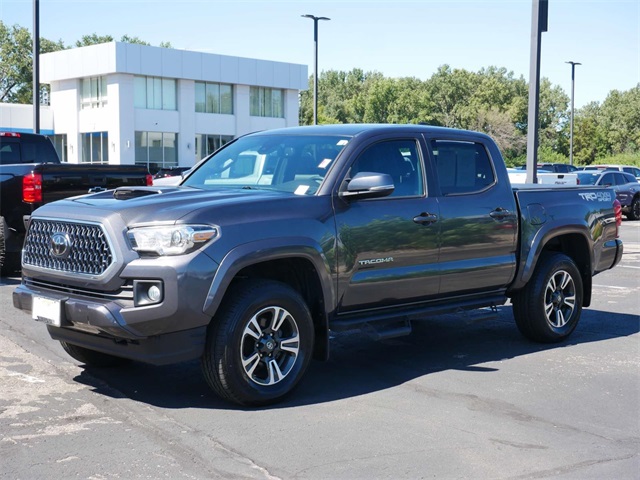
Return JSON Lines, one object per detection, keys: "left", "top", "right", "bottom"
{"left": 361, "top": 318, "right": 412, "bottom": 341}
{"left": 458, "top": 305, "right": 499, "bottom": 325}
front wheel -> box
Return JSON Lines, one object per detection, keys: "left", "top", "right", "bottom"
{"left": 201, "top": 279, "right": 314, "bottom": 406}
{"left": 512, "top": 253, "right": 583, "bottom": 343}
{"left": 627, "top": 196, "right": 640, "bottom": 220}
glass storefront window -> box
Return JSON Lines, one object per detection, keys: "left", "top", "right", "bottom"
{"left": 250, "top": 87, "right": 284, "bottom": 118}
{"left": 135, "top": 131, "right": 178, "bottom": 173}
{"left": 80, "top": 76, "right": 107, "bottom": 109}
{"left": 80, "top": 132, "right": 108, "bottom": 163}
{"left": 194, "top": 82, "right": 233, "bottom": 114}
{"left": 134, "top": 76, "right": 177, "bottom": 111}
{"left": 195, "top": 134, "right": 234, "bottom": 161}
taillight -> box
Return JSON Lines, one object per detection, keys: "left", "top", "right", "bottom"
{"left": 23, "top": 172, "right": 43, "bottom": 203}
{"left": 0, "top": 132, "right": 21, "bottom": 137}
{"left": 145, "top": 174, "right": 153, "bottom": 186}
{"left": 613, "top": 199, "right": 622, "bottom": 236}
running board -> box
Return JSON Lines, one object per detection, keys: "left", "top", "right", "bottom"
{"left": 331, "top": 293, "right": 506, "bottom": 335}
{"left": 361, "top": 318, "right": 412, "bottom": 341}
{"left": 458, "top": 305, "right": 499, "bottom": 324}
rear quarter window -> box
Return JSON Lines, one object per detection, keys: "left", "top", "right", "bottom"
{"left": 21, "top": 139, "right": 59, "bottom": 163}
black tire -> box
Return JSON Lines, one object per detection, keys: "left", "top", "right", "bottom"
{"left": 60, "top": 341, "right": 130, "bottom": 367}
{"left": 0, "top": 216, "right": 5, "bottom": 274}
{"left": 627, "top": 196, "right": 640, "bottom": 220}
{"left": 201, "top": 279, "right": 314, "bottom": 406}
{"left": 512, "top": 253, "right": 583, "bottom": 343}
{"left": 0, "top": 216, "right": 19, "bottom": 276}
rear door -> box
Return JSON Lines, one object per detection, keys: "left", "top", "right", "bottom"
{"left": 426, "top": 137, "right": 518, "bottom": 295}
{"left": 334, "top": 134, "right": 441, "bottom": 312}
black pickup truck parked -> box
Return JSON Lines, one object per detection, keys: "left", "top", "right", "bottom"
{"left": 0, "top": 132, "right": 152, "bottom": 273}
{"left": 13, "top": 124, "right": 623, "bottom": 406}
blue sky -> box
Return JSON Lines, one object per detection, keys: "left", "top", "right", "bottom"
{"left": 1, "top": 0, "right": 638, "bottom": 108}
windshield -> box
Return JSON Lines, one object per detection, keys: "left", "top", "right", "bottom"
{"left": 183, "top": 134, "right": 350, "bottom": 195}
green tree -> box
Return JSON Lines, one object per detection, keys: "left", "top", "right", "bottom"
{"left": 76, "top": 33, "right": 151, "bottom": 47}
{"left": 1, "top": 23, "right": 171, "bottom": 106}
{"left": 572, "top": 86, "right": 640, "bottom": 164}
{"left": 573, "top": 101, "right": 606, "bottom": 164}
{"left": 599, "top": 86, "right": 640, "bottom": 155}
{"left": 0, "top": 21, "right": 65, "bottom": 103}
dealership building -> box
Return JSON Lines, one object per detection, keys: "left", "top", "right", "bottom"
{"left": 0, "top": 42, "right": 308, "bottom": 171}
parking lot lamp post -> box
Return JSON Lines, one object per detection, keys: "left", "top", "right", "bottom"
{"left": 566, "top": 61, "right": 581, "bottom": 166}
{"left": 301, "top": 14, "right": 330, "bottom": 125}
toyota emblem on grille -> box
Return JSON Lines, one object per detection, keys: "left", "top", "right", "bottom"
{"left": 50, "top": 232, "right": 71, "bottom": 258}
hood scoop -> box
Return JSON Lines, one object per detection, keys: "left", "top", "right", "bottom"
{"left": 113, "top": 187, "right": 164, "bottom": 200}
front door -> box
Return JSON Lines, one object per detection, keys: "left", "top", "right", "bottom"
{"left": 334, "top": 136, "right": 441, "bottom": 313}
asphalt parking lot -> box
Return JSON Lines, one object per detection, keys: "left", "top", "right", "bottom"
{"left": 1, "top": 221, "right": 638, "bottom": 479}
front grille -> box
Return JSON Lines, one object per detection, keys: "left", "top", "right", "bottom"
{"left": 23, "top": 219, "right": 114, "bottom": 276}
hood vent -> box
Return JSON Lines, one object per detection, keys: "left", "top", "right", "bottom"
{"left": 113, "top": 187, "right": 164, "bottom": 200}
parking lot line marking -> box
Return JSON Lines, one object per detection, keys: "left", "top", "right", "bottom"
{"left": 619, "top": 265, "right": 640, "bottom": 269}
{"left": 593, "top": 285, "right": 628, "bottom": 290}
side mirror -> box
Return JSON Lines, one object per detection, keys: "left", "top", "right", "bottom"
{"left": 340, "top": 172, "right": 395, "bottom": 200}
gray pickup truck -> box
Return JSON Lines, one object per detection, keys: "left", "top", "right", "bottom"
{"left": 13, "top": 124, "right": 623, "bottom": 406}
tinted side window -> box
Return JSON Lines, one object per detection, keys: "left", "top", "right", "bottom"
{"left": 0, "top": 142, "right": 21, "bottom": 165}
{"left": 431, "top": 140, "right": 495, "bottom": 195}
{"left": 349, "top": 139, "right": 424, "bottom": 198}
{"left": 621, "top": 173, "right": 636, "bottom": 184}
{"left": 19, "top": 139, "right": 59, "bottom": 163}
{"left": 600, "top": 173, "right": 614, "bottom": 186}
{"left": 36, "top": 139, "right": 59, "bottom": 163}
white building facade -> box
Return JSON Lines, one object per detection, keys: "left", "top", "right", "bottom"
{"left": 2, "top": 42, "right": 308, "bottom": 171}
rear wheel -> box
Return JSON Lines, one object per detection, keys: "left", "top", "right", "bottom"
{"left": 512, "top": 253, "right": 583, "bottom": 343}
{"left": 201, "top": 279, "right": 314, "bottom": 406}
{"left": 60, "top": 341, "right": 130, "bottom": 367}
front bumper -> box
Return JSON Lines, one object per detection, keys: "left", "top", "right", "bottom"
{"left": 13, "top": 252, "right": 219, "bottom": 365}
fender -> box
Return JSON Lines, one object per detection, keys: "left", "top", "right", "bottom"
{"left": 202, "top": 236, "right": 335, "bottom": 326}
{"left": 510, "top": 221, "right": 593, "bottom": 291}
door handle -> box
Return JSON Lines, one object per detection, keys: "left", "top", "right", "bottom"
{"left": 489, "top": 208, "right": 511, "bottom": 220}
{"left": 413, "top": 212, "right": 438, "bottom": 225}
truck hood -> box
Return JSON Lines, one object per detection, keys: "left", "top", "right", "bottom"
{"left": 35, "top": 186, "right": 299, "bottom": 226}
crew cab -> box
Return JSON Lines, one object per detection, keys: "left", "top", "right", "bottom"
{"left": 13, "top": 125, "right": 623, "bottom": 406}
{"left": 0, "top": 132, "right": 152, "bottom": 273}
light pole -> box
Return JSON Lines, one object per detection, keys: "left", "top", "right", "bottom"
{"left": 301, "top": 14, "right": 330, "bottom": 125}
{"left": 566, "top": 60, "right": 581, "bottom": 165}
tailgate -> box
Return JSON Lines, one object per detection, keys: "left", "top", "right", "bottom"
{"left": 40, "top": 164, "right": 150, "bottom": 203}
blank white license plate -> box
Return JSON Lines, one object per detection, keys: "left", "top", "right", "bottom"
{"left": 32, "top": 296, "right": 62, "bottom": 327}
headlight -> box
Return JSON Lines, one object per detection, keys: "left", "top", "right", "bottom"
{"left": 127, "top": 224, "right": 220, "bottom": 256}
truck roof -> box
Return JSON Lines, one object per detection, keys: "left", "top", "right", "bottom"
{"left": 251, "top": 123, "right": 492, "bottom": 140}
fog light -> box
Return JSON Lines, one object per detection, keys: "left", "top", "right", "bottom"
{"left": 148, "top": 285, "right": 161, "bottom": 302}
{"left": 133, "top": 280, "right": 164, "bottom": 307}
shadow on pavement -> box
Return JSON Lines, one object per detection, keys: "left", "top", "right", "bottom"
{"left": 71, "top": 305, "right": 639, "bottom": 411}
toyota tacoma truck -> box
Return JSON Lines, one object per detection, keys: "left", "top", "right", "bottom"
{"left": 0, "top": 131, "right": 152, "bottom": 273}
{"left": 13, "top": 124, "right": 623, "bottom": 406}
